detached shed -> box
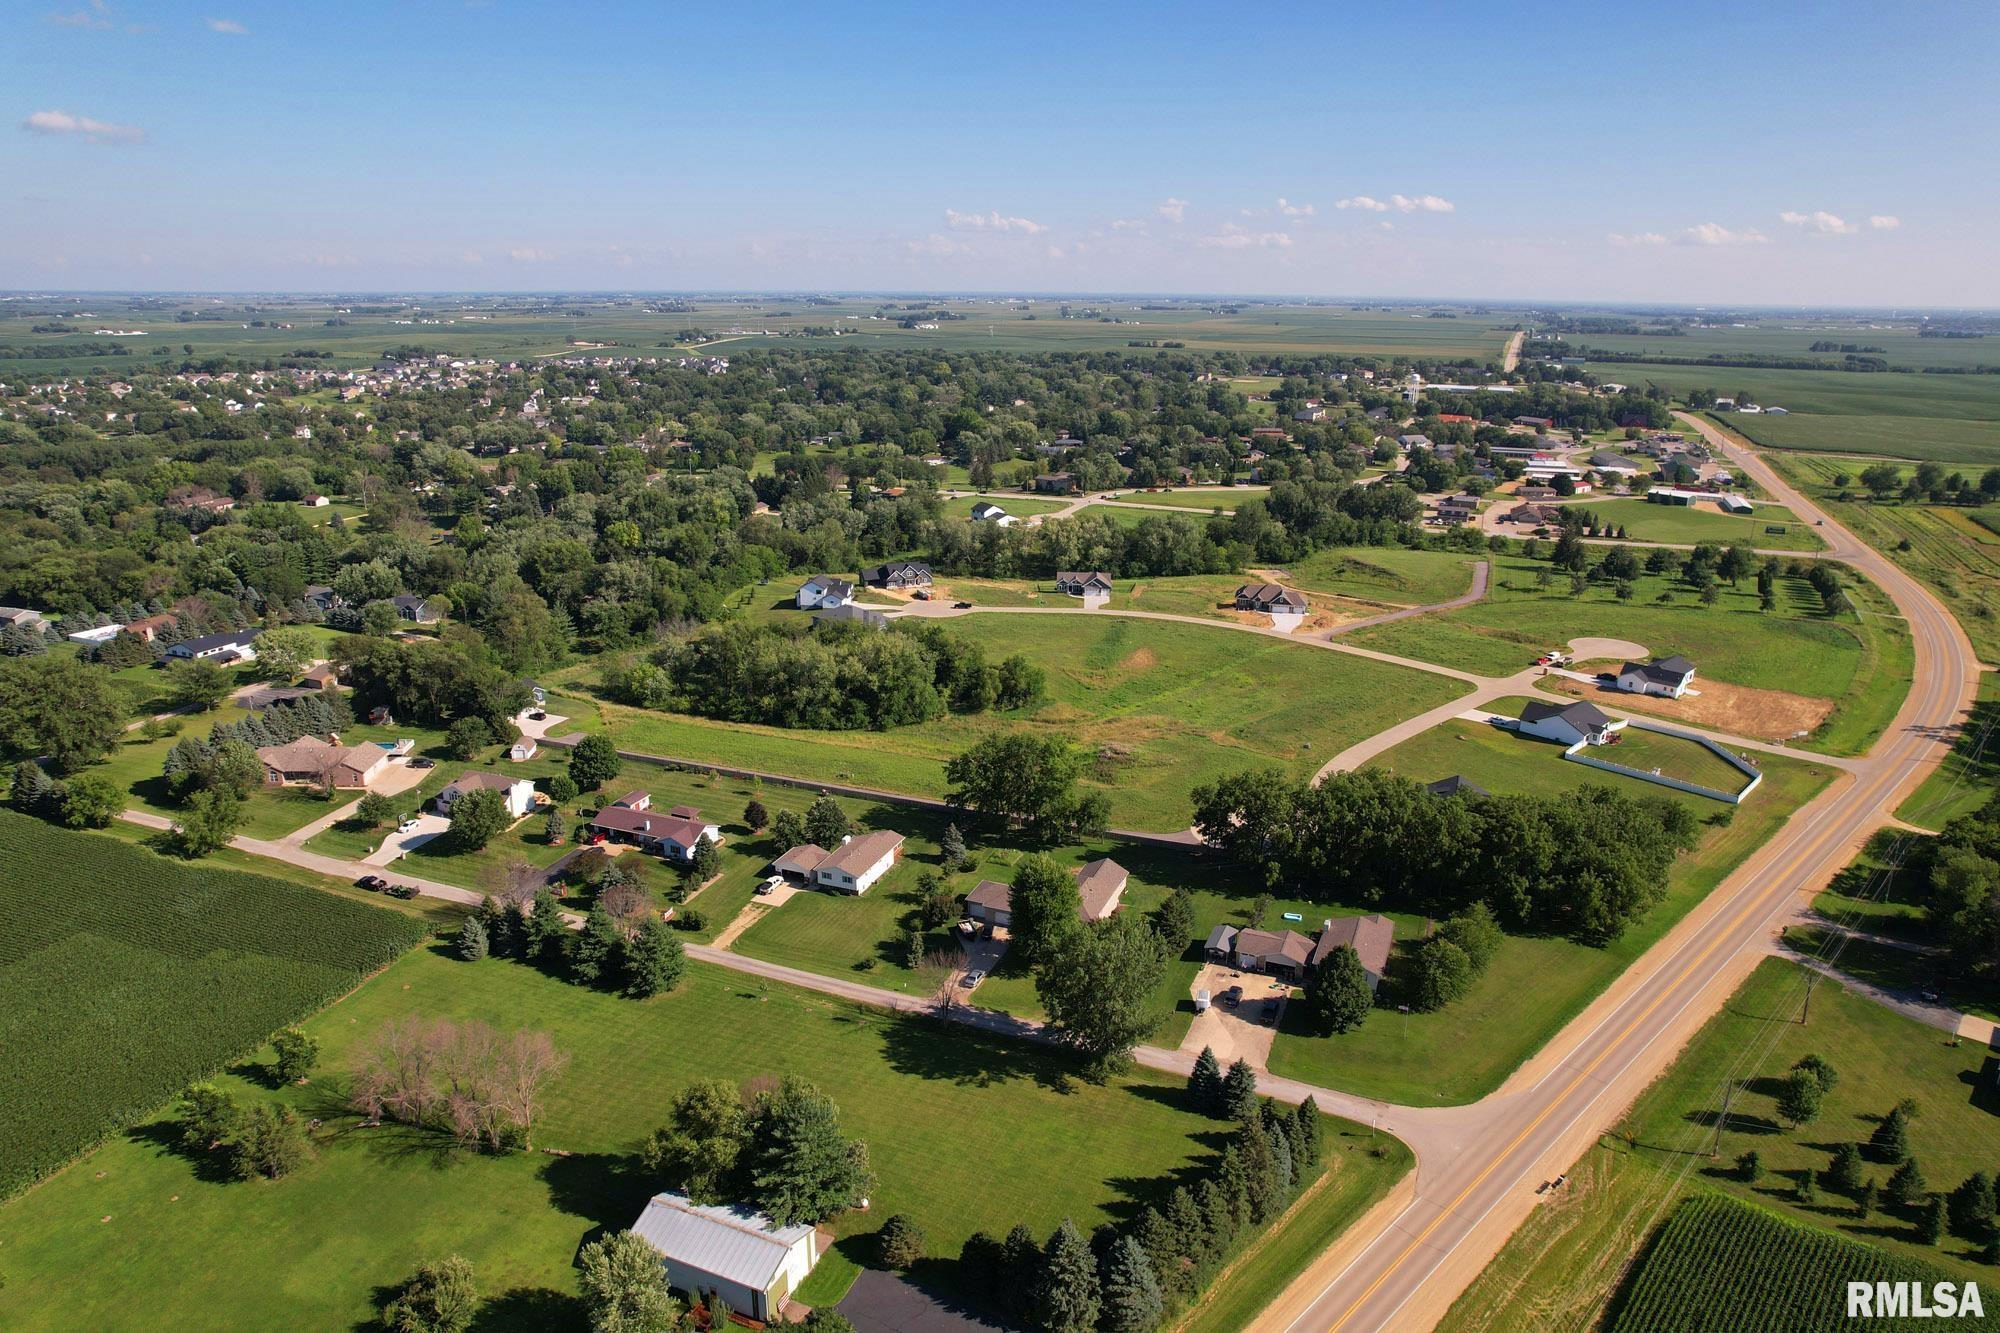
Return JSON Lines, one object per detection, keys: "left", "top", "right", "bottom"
{"left": 629, "top": 1192, "right": 821, "bottom": 1321}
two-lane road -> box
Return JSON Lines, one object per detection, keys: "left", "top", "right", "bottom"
{"left": 1258, "top": 413, "right": 1981, "bottom": 1331}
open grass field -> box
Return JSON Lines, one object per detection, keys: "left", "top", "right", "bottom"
{"left": 583, "top": 612, "right": 1470, "bottom": 831}
{"left": 1580, "top": 496, "right": 1825, "bottom": 551}
{"left": 0, "top": 945, "right": 1410, "bottom": 1331}
{"left": 1267, "top": 747, "right": 1835, "bottom": 1105}
{"left": 1589, "top": 361, "right": 2000, "bottom": 425}
{"left": 0, "top": 812, "right": 427, "bottom": 1199}
{"left": 1766, "top": 452, "right": 2000, "bottom": 666}
{"left": 1280, "top": 545, "right": 1484, "bottom": 607}
{"left": 1438, "top": 955, "right": 1999, "bottom": 1330}
{"left": 1894, "top": 671, "right": 2000, "bottom": 829}
{"left": 938, "top": 493, "right": 1071, "bottom": 521}
{"left": 1597, "top": 726, "right": 1756, "bottom": 795}
{"left": 1345, "top": 555, "right": 1910, "bottom": 756}
{"left": 1106, "top": 487, "right": 1267, "bottom": 512}
{"left": 0, "top": 296, "right": 1516, "bottom": 372}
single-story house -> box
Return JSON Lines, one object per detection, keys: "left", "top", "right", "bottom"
{"left": 1513, "top": 415, "right": 1555, "bottom": 430}
{"left": 1032, "top": 472, "right": 1078, "bottom": 495}
{"left": 166, "top": 628, "right": 261, "bottom": 663}
{"left": 1234, "top": 582, "right": 1308, "bottom": 614}
{"left": 1309, "top": 914, "right": 1395, "bottom": 991}
{"left": 970, "top": 501, "right": 1015, "bottom": 525}
{"left": 300, "top": 663, "right": 340, "bottom": 689}
{"left": 125, "top": 613, "right": 178, "bottom": 642}
{"left": 1425, "top": 774, "right": 1490, "bottom": 798}
{"left": 1231, "top": 927, "right": 1317, "bottom": 982}
{"left": 1588, "top": 451, "right": 1640, "bottom": 475}
{"left": 1616, "top": 655, "right": 1696, "bottom": 699}
{"left": 303, "top": 585, "right": 343, "bottom": 613}
{"left": 860, "top": 561, "right": 933, "bottom": 590}
{"left": 301, "top": 493, "right": 330, "bottom": 508}
{"left": 812, "top": 604, "right": 889, "bottom": 631}
{"left": 1504, "top": 503, "right": 1565, "bottom": 526}
{"left": 67, "top": 623, "right": 124, "bottom": 645}
{"left": 1516, "top": 699, "right": 1624, "bottom": 747}
{"left": 966, "top": 879, "right": 1013, "bottom": 929}
{"left": 629, "top": 1192, "right": 821, "bottom": 1323}
{"left": 257, "top": 736, "right": 390, "bottom": 789}
{"left": 508, "top": 736, "right": 538, "bottom": 762}
{"left": 1074, "top": 858, "right": 1128, "bottom": 921}
{"left": 1055, "top": 571, "right": 1114, "bottom": 597}
{"left": 435, "top": 771, "right": 538, "bottom": 820}
{"left": 777, "top": 830, "right": 904, "bottom": 895}
{"left": 235, "top": 685, "right": 320, "bottom": 710}
{"left": 590, "top": 796, "right": 722, "bottom": 862}
{"left": 391, "top": 595, "right": 439, "bottom": 624}
{"left": 0, "top": 606, "right": 50, "bottom": 633}
{"left": 796, "top": 575, "right": 854, "bottom": 610}
{"left": 1293, "top": 405, "right": 1327, "bottom": 423}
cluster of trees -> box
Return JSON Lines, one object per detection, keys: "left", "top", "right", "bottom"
{"left": 1851, "top": 461, "right": 2000, "bottom": 506}
{"left": 945, "top": 733, "right": 1109, "bottom": 843}
{"left": 1902, "top": 789, "right": 2000, "bottom": 985}
{"left": 168, "top": 1029, "right": 322, "bottom": 1182}
{"left": 614, "top": 619, "right": 1042, "bottom": 731}
{"left": 0, "top": 653, "right": 125, "bottom": 773}
{"left": 348, "top": 1015, "right": 569, "bottom": 1152}
{"left": 465, "top": 882, "right": 686, "bottom": 999}
{"left": 333, "top": 635, "right": 529, "bottom": 737}
{"left": 642, "top": 1075, "right": 875, "bottom": 1228}
{"left": 10, "top": 759, "right": 122, "bottom": 830}
{"left": 1193, "top": 768, "right": 1700, "bottom": 945}
{"left": 959, "top": 1086, "right": 1323, "bottom": 1330}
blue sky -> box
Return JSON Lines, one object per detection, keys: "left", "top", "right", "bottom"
{"left": 5, "top": 0, "right": 1996, "bottom": 304}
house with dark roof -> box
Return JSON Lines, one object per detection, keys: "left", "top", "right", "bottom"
{"left": 1516, "top": 699, "right": 1624, "bottom": 747}
{"left": 970, "top": 501, "right": 1015, "bottom": 525}
{"left": 1616, "top": 655, "right": 1697, "bottom": 699}
{"left": 859, "top": 561, "right": 933, "bottom": 590}
{"left": 166, "top": 628, "right": 261, "bottom": 663}
{"left": 1230, "top": 927, "right": 1318, "bottom": 982}
{"left": 391, "top": 594, "right": 439, "bottom": 624}
{"left": 1032, "top": 472, "right": 1078, "bottom": 494}
{"left": 1425, "top": 774, "right": 1490, "bottom": 798}
{"left": 589, "top": 795, "right": 722, "bottom": 862}
{"left": 1055, "top": 571, "right": 1113, "bottom": 597}
{"left": 795, "top": 575, "right": 854, "bottom": 610}
{"left": 1234, "top": 583, "right": 1308, "bottom": 614}
{"left": 811, "top": 604, "right": 888, "bottom": 631}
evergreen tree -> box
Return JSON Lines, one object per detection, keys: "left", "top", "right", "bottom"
{"left": 381, "top": 1255, "right": 479, "bottom": 1333}
{"left": 1888, "top": 1158, "right": 1926, "bottom": 1207}
{"left": 1919, "top": 1195, "right": 1947, "bottom": 1245}
{"left": 877, "top": 1214, "right": 925, "bottom": 1268}
{"left": 1151, "top": 887, "right": 1196, "bottom": 948}
{"left": 743, "top": 798, "right": 769, "bottom": 831}
{"left": 522, "top": 888, "right": 566, "bottom": 964}
{"left": 1000, "top": 1223, "right": 1042, "bottom": 1322}
{"left": 1293, "top": 1098, "right": 1322, "bottom": 1170}
{"left": 1100, "top": 1235, "right": 1165, "bottom": 1333}
{"left": 1236, "top": 1120, "right": 1283, "bottom": 1223}
{"left": 1871, "top": 1106, "right": 1911, "bottom": 1163}
{"left": 1222, "top": 1058, "right": 1260, "bottom": 1123}
{"left": 1036, "top": 1219, "right": 1101, "bottom": 1333}
{"left": 623, "top": 918, "right": 685, "bottom": 998}
{"left": 542, "top": 804, "right": 565, "bottom": 845}
{"left": 939, "top": 821, "right": 968, "bottom": 871}
{"left": 10, "top": 759, "right": 53, "bottom": 812}
{"left": 1796, "top": 1167, "right": 1817, "bottom": 1204}
{"left": 456, "top": 916, "right": 490, "bottom": 962}
{"left": 1827, "top": 1142, "right": 1863, "bottom": 1194}
{"left": 1212, "top": 1145, "right": 1249, "bottom": 1233}
{"left": 1164, "top": 1186, "right": 1204, "bottom": 1290}
{"left": 1303, "top": 943, "right": 1372, "bottom": 1034}
{"left": 1857, "top": 1178, "right": 1877, "bottom": 1219}
{"left": 1736, "top": 1150, "right": 1762, "bottom": 1183}
{"left": 1793, "top": 1053, "right": 1839, "bottom": 1093}
{"left": 1777, "top": 1068, "right": 1824, "bottom": 1127}
{"left": 1188, "top": 1046, "right": 1223, "bottom": 1115}
{"left": 568, "top": 904, "right": 622, "bottom": 987}
{"left": 1949, "top": 1172, "right": 1997, "bottom": 1241}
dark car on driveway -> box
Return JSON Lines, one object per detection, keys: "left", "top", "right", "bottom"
{"left": 1221, "top": 985, "right": 1242, "bottom": 1008}
{"left": 355, "top": 875, "right": 389, "bottom": 892}
{"left": 408, "top": 757, "right": 435, "bottom": 770}
{"left": 1261, "top": 997, "right": 1282, "bottom": 1024}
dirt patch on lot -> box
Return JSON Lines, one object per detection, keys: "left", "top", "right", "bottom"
{"left": 1118, "top": 645, "right": 1160, "bottom": 671}
{"left": 1544, "top": 673, "right": 1833, "bottom": 742}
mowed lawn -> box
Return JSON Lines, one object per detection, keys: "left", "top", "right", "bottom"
{"left": 1582, "top": 496, "right": 1825, "bottom": 552}
{"left": 1345, "top": 556, "right": 1910, "bottom": 756}
{"left": 0, "top": 947, "right": 1410, "bottom": 1331}
{"left": 938, "top": 493, "right": 1071, "bottom": 521}
{"left": 1265, "top": 729, "right": 1838, "bottom": 1104}
{"left": 1102, "top": 487, "right": 1267, "bottom": 512}
{"left": 589, "top": 614, "right": 1470, "bottom": 831}
{"left": 1281, "top": 546, "right": 1485, "bottom": 607}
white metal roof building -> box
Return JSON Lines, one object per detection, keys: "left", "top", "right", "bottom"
{"left": 630, "top": 1191, "right": 821, "bottom": 1321}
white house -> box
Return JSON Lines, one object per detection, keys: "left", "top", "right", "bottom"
{"left": 778, "top": 830, "right": 904, "bottom": 895}
{"left": 508, "top": 736, "right": 538, "bottom": 762}
{"left": 66, "top": 623, "right": 125, "bottom": 645}
{"left": 796, "top": 575, "right": 854, "bottom": 610}
{"left": 970, "top": 501, "right": 1016, "bottom": 526}
{"left": 1615, "top": 655, "right": 1697, "bottom": 699}
{"left": 629, "top": 1192, "right": 821, "bottom": 1323}
{"left": 165, "top": 628, "right": 261, "bottom": 663}
{"left": 434, "top": 771, "right": 537, "bottom": 820}
{"left": 1516, "top": 699, "right": 1625, "bottom": 747}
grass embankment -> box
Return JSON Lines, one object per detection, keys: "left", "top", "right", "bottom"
{"left": 0, "top": 946, "right": 1409, "bottom": 1330}
{"left": 1438, "top": 956, "right": 1998, "bottom": 1330}
{"left": 1578, "top": 496, "right": 1824, "bottom": 552}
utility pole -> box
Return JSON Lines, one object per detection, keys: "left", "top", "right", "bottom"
{"left": 1801, "top": 969, "right": 1818, "bottom": 1026}
{"left": 1709, "top": 1080, "right": 1736, "bottom": 1158}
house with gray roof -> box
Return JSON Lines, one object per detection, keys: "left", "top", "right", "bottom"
{"left": 1516, "top": 699, "right": 1623, "bottom": 747}
{"left": 629, "top": 1191, "right": 822, "bottom": 1323}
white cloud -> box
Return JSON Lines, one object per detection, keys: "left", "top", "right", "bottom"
{"left": 1195, "top": 224, "right": 1293, "bottom": 250}
{"left": 1391, "top": 194, "right": 1454, "bottom": 213}
{"left": 506, "top": 247, "right": 554, "bottom": 262}
{"left": 1869, "top": 215, "right": 1901, "bottom": 231}
{"left": 295, "top": 253, "right": 359, "bottom": 268}
{"left": 205, "top": 16, "right": 247, "bottom": 33}
{"left": 1156, "top": 197, "right": 1188, "bottom": 224}
{"left": 1110, "top": 218, "right": 1146, "bottom": 231}
{"left": 1680, "top": 222, "right": 1768, "bottom": 247}
{"left": 905, "top": 233, "right": 972, "bottom": 257}
{"left": 1335, "top": 195, "right": 1389, "bottom": 212}
{"left": 1276, "top": 197, "right": 1315, "bottom": 217}
{"left": 944, "top": 208, "right": 1047, "bottom": 235}
{"left": 1779, "top": 210, "right": 1857, "bottom": 235}
{"left": 1609, "top": 231, "right": 1669, "bottom": 247}
{"left": 20, "top": 108, "right": 144, "bottom": 143}
{"left": 47, "top": 2, "right": 112, "bottom": 29}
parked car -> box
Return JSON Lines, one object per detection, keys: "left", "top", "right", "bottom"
{"left": 528, "top": 710, "right": 547, "bottom": 721}
{"left": 959, "top": 969, "right": 985, "bottom": 988}
{"left": 1193, "top": 988, "right": 1211, "bottom": 1013}
{"left": 355, "top": 875, "right": 389, "bottom": 892}
{"left": 397, "top": 817, "right": 422, "bottom": 834}
{"left": 1261, "top": 998, "right": 1282, "bottom": 1023}
{"left": 755, "top": 875, "right": 782, "bottom": 896}
{"left": 952, "top": 600, "right": 973, "bottom": 609}
{"left": 1221, "top": 985, "right": 1242, "bottom": 1008}
{"left": 408, "top": 757, "right": 435, "bottom": 769}
{"left": 912, "top": 589, "right": 932, "bottom": 600}
{"left": 388, "top": 884, "right": 418, "bottom": 900}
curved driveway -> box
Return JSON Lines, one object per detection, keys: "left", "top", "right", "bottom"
{"left": 1251, "top": 412, "right": 1982, "bottom": 1332}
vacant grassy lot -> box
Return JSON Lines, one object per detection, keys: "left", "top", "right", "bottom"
{"left": 1598, "top": 726, "right": 1756, "bottom": 795}
{"left": 1281, "top": 545, "right": 1484, "bottom": 607}
{"left": 938, "top": 493, "right": 1070, "bottom": 521}
{"left": 0, "top": 812, "right": 426, "bottom": 1199}
{"left": 1267, "top": 747, "right": 1835, "bottom": 1105}
{"left": 588, "top": 613, "right": 1468, "bottom": 831}
{"left": 1582, "top": 496, "right": 1824, "bottom": 551}
{"left": 0, "top": 946, "right": 1408, "bottom": 1330}
{"left": 1346, "top": 555, "right": 1910, "bottom": 755}
{"left": 1105, "top": 487, "right": 1267, "bottom": 512}
{"left": 1439, "top": 956, "right": 1998, "bottom": 1330}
